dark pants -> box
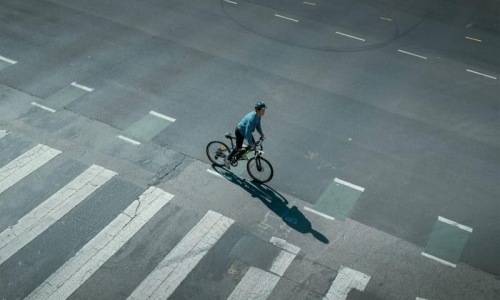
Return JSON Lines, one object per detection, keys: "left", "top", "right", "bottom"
{"left": 228, "top": 127, "right": 252, "bottom": 160}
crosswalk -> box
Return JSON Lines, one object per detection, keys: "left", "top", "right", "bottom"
{"left": 0, "top": 129, "right": 370, "bottom": 299}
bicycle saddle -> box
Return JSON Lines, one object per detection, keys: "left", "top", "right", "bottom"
{"left": 224, "top": 132, "right": 233, "bottom": 139}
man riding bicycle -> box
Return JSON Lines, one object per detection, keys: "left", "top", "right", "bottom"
{"left": 225, "top": 102, "right": 267, "bottom": 168}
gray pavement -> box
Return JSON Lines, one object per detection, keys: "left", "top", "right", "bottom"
{"left": 0, "top": 0, "right": 499, "bottom": 299}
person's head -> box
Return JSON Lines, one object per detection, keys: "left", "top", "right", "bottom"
{"left": 255, "top": 102, "right": 267, "bottom": 116}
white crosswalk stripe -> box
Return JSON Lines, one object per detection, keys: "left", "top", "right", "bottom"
{"left": 25, "top": 186, "right": 174, "bottom": 300}
{"left": 0, "top": 130, "right": 9, "bottom": 140}
{"left": 0, "top": 144, "right": 61, "bottom": 195}
{"left": 0, "top": 165, "right": 116, "bottom": 266}
{"left": 128, "top": 210, "right": 234, "bottom": 300}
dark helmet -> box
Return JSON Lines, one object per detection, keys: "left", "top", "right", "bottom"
{"left": 255, "top": 102, "right": 267, "bottom": 110}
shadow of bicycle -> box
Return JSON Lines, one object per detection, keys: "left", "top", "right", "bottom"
{"left": 211, "top": 166, "right": 329, "bottom": 244}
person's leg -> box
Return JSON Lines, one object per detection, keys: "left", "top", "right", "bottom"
{"left": 228, "top": 127, "right": 244, "bottom": 160}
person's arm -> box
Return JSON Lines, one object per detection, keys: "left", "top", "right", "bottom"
{"left": 256, "top": 117, "right": 264, "bottom": 137}
{"left": 245, "top": 116, "right": 256, "bottom": 145}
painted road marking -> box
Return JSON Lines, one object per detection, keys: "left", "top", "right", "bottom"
{"left": 0, "top": 130, "right": 10, "bottom": 140}
{"left": 398, "top": 49, "right": 427, "bottom": 59}
{"left": 0, "top": 144, "right": 61, "bottom": 195}
{"left": 438, "top": 216, "right": 473, "bottom": 232}
{"left": 334, "top": 178, "right": 365, "bottom": 192}
{"left": 117, "top": 135, "right": 141, "bottom": 145}
{"left": 335, "top": 32, "right": 365, "bottom": 41}
{"left": 303, "top": 206, "right": 336, "bottom": 221}
{"left": 43, "top": 83, "right": 93, "bottom": 110}
{"left": 323, "top": 266, "right": 371, "bottom": 300}
{"left": 421, "top": 252, "right": 456, "bottom": 268}
{"left": 227, "top": 267, "right": 280, "bottom": 300}
{"left": 0, "top": 165, "right": 116, "bottom": 266}
{"left": 303, "top": 1, "right": 316, "bottom": 5}
{"left": 380, "top": 17, "right": 393, "bottom": 21}
{"left": 466, "top": 69, "right": 497, "bottom": 80}
{"left": 275, "top": 14, "right": 299, "bottom": 23}
{"left": 223, "top": 0, "right": 238, "bottom": 4}
{"left": 31, "top": 102, "right": 56, "bottom": 113}
{"left": 122, "top": 111, "right": 176, "bottom": 142}
{"left": 465, "top": 36, "right": 481, "bottom": 42}
{"left": 207, "top": 169, "right": 224, "bottom": 178}
{"left": 128, "top": 210, "right": 234, "bottom": 300}
{"left": 422, "top": 216, "right": 473, "bottom": 268}
{"left": 0, "top": 55, "right": 17, "bottom": 64}
{"left": 149, "top": 110, "right": 176, "bottom": 122}
{"left": 26, "top": 187, "right": 174, "bottom": 300}
{"left": 269, "top": 237, "right": 300, "bottom": 276}
{"left": 309, "top": 178, "right": 365, "bottom": 221}
{"left": 70, "top": 82, "right": 94, "bottom": 92}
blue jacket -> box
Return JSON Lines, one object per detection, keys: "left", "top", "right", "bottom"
{"left": 237, "top": 111, "right": 263, "bottom": 145}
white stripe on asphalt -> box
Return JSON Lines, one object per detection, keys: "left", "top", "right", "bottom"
{"left": 227, "top": 267, "right": 280, "bottom": 300}
{"left": 70, "top": 82, "right": 94, "bottom": 92}
{"left": 380, "top": 17, "right": 393, "bottom": 21}
{"left": 0, "top": 55, "right": 17, "bottom": 64}
{"left": 304, "top": 206, "right": 336, "bottom": 221}
{"left": 117, "top": 135, "right": 141, "bottom": 145}
{"left": 269, "top": 237, "right": 300, "bottom": 276}
{"left": 465, "top": 36, "right": 481, "bottom": 42}
{"left": 0, "top": 165, "right": 116, "bottom": 266}
{"left": 303, "top": 2, "right": 316, "bottom": 5}
{"left": 323, "top": 266, "right": 371, "bottom": 300}
{"left": 26, "top": 186, "right": 174, "bottom": 300}
{"left": 31, "top": 102, "right": 56, "bottom": 113}
{"left": 466, "top": 69, "right": 497, "bottom": 80}
{"left": 128, "top": 210, "right": 234, "bottom": 300}
{"left": 207, "top": 169, "right": 224, "bottom": 178}
{"left": 0, "top": 144, "right": 61, "bottom": 195}
{"left": 334, "top": 178, "right": 365, "bottom": 192}
{"left": 438, "top": 216, "right": 473, "bottom": 232}
{"left": 149, "top": 111, "right": 176, "bottom": 122}
{"left": 421, "top": 252, "right": 456, "bottom": 268}
{"left": 0, "top": 130, "right": 9, "bottom": 140}
{"left": 335, "top": 32, "right": 365, "bottom": 41}
{"left": 275, "top": 14, "right": 299, "bottom": 23}
{"left": 223, "top": 0, "right": 238, "bottom": 4}
{"left": 397, "top": 49, "right": 427, "bottom": 59}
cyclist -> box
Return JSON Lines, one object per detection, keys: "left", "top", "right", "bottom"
{"left": 225, "top": 102, "right": 267, "bottom": 168}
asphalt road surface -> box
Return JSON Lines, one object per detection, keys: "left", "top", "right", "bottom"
{"left": 0, "top": 0, "right": 499, "bottom": 299}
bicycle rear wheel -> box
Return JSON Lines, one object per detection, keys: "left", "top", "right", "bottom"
{"left": 247, "top": 157, "right": 273, "bottom": 183}
{"left": 206, "top": 141, "right": 230, "bottom": 167}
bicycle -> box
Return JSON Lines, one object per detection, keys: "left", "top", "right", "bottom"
{"left": 206, "top": 133, "right": 274, "bottom": 183}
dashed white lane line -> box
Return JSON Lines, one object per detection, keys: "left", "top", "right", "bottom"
{"left": 380, "top": 17, "right": 393, "bottom": 21}
{"left": 334, "top": 178, "right": 365, "bottom": 192}
{"left": 26, "top": 186, "right": 174, "bottom": 300}
{"left": 421, "top": 252, "right": 456, "bottom": 268}
{"left": 223, "top": 0, "right": 238, "bottom": 4}
{"left": 323, "top": 266, "right": 371, "bottom": 300}
{"left": 303, "top": 206, "right": 335, "bottom": 221}
{"left": 71, "top": 82, "right": 94, "bottom": 92}
{"left": 275, "top": 14, "right": 299, "bottom": 23}
{"left": 117, "top": 135, "right": 141, "bottom": 145}
{"left": 31, "top": 102, "right": 56, "bottom": 113}
{"left": 466, "top": 69, "right": 497, "bottom": 80}
{"left": 0, "top": 144, "right": 61, "bottom": 195}
{"left": 128, "top": 210, "right": 233, "bottom": 300}
{"left": 438, "top": 216, "right": 473, "bottom": 232}
{"left": 0, "top": 165, "right": 116, "bottom": 266}
{"left": 335, "top": 32, "right": 365, "bottom": 42}
{"left": 303, "top": 1, "right": 316, "bottom": 5}
{"left": 0, "top": 55, "right": 17, "bottom": 64}
{"left": 149, "top": 110, "right": 176, "bottom": 122}
{"left": 398, "top": 49, "right": 427, "bottom": 60}
{"left": 465, "top": 36, "right": 481, "bottom": 42}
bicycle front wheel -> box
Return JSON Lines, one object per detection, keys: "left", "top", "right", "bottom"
{"left": 206, "top": 141, "right": 230, "bottom": 167}
{"left": 247, "top": 157, "right": 273, "bottom": 183}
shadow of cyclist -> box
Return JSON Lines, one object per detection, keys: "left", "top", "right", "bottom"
{"left": 212, "top": 166, "right": 329, "bottom": 244}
